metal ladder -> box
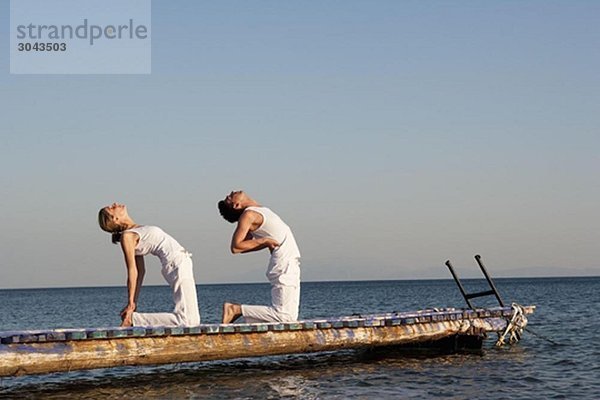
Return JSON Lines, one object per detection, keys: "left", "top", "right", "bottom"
{"left": 445, "top": 254, "right": 504, "bottom": 310}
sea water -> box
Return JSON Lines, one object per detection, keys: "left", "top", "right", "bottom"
{"left": 1, "top": 278, "right": 599, "bottom": 399}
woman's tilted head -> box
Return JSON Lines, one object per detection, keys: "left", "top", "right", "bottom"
{"left": 98, "top": 203, "right": 130, "bottom": 243}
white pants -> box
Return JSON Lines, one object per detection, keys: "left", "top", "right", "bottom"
{"left": 242, "top": 283, "right": 300, "bottom": 323}
{"left": 132, "top": 256, "right": 200, "bottom": 327}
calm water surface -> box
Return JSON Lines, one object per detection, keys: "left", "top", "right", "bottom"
{"left": 1, "top": 278, "right": 599, "bottom": 399}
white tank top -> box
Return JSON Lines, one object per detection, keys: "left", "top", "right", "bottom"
{"left": 246, "top": 207, "right": 300, "bottom": 260}
{"left": 124, "top": 225, "right": 189, "bottom": 269}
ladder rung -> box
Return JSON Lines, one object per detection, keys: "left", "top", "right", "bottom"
{"left": 465, "top": 290, "right": 495, "bottom": 300}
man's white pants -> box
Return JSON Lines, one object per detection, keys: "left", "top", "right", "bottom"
{"left": 132, "top": 256, "right": 200, "bottom": 327}
{"left": 241, "top": 283, "right": 300, "bottom": 323}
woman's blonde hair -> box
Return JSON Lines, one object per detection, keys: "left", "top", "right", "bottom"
{"left": 98, "top": 208, "right": 125, "bottom": 244}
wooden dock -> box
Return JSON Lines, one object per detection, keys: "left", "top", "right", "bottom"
{"left": 0, "top": 305, "right": 535, "bottom": 377}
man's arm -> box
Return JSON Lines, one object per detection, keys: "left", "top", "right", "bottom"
{"left": 231, "top": 211, "right": 278, "bottom": 254}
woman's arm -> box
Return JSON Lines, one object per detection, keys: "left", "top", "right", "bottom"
{"left": 120, "top": 232, "right": 140, "bottom": 314}
{"left": 133, "top": 255, "right": 145, "bottom": 304}
{"left": 230, "top": 211, "right": 279, "bottom": 254}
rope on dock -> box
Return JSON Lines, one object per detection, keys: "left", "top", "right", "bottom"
{"left": 495, "top": 303, "right": 527, "bottom": 346}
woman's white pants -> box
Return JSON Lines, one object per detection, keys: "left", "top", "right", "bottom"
{"left": 132, "top": 256, "right": 200, "bottom": 327}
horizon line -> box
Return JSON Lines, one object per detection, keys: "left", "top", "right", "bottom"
{"left": 1, "top": 275, "right": 599, "bottom": 291}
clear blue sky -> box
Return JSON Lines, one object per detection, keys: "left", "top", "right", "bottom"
{"left": 1, "top": 1, "right": 598, "bottom": 288}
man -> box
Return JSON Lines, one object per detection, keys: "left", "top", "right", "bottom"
{"left": 217, "top": 190, "right": 301, "bottom": 323}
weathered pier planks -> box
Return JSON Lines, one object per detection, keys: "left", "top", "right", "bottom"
{"left": 0, "top": 306, "right": 535, "bottom": 377}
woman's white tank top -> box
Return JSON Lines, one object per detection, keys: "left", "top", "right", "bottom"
{"left": 124, "top": 225, "right": 189, "bottom": 269}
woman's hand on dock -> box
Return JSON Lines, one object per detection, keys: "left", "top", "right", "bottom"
{"left": 120, "top": 303, "right": 136, "bottom": 327}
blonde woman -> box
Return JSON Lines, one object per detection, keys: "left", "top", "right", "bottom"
{"left": 98, "top": 203, "right": 200, "bottom": 327}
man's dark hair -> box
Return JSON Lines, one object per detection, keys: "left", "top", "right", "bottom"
{"left": 218, "top": 200, "right": 243, "bottom": 223}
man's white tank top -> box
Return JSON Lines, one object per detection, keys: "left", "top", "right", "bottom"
{"left": 124, "top": 225, "right": 190, "bottom": 269}
{"left": 246, "top": 207, "right": 300, "bottom": 285}
{"left": 246, "top": 207, "right": 300, "bottom": 260}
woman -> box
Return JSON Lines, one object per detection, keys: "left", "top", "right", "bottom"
{"left": 98, "top": 203, "right": 200, "bottom": 327}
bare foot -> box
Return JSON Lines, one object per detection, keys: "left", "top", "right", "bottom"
{"left": 222, "top": 302, "right": 242, "bottom": 324}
